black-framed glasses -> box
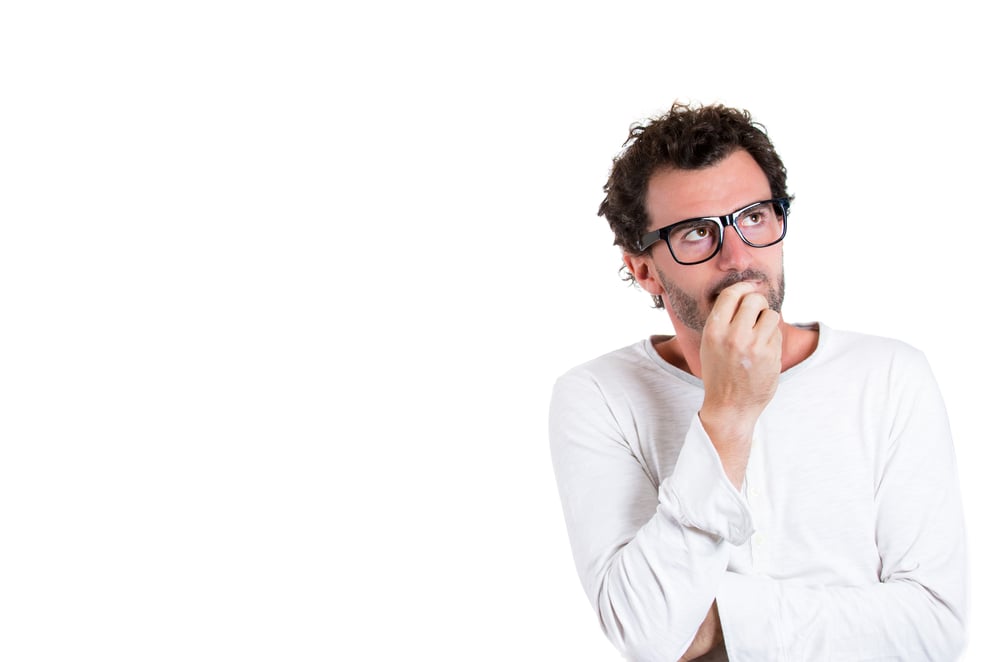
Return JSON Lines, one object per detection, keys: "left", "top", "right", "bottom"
{"left": 637, "top": 198, "right": 790, "bottom": 265}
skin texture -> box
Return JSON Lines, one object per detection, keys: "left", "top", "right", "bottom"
{"left": 658, "top": 265, "right": 783, "bottom": 334}
{"left": 679, "top": 602, "right": 722, "bottom": 662}
{"left": 622, "top": 149, "right": 818, "bottom": 660}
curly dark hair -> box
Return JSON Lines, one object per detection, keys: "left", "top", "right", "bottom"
{"left": 598, "top": 101, "right": 791, "bottom": 307}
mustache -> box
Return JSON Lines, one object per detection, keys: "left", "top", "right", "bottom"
{"left": 708, "top": 270, "right": 771, "bottom": 301}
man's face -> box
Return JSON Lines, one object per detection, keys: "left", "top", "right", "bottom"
{"left": 632, "top": 149, "right": 785, "bottom": 333}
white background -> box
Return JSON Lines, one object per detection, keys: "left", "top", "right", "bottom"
{"left": 1, "top": 1, "right": 995, "bottom": 660}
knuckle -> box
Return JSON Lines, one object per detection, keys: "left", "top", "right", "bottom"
{"left": 724, "top": 332, "right": 748, "bottom": 351}
{"left": 708, "top": 328, "right": 728, "bottom": 346}
{"left": 759, "top": 309, "right": 780, "bottom": 325}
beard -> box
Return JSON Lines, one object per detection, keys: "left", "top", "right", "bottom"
{"left": 656, "top": 267, "right": 785, "bottom": 333}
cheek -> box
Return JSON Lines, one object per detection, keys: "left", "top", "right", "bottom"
{"left": 656, "top": 266, "right": 705, "bottom": 298}
{"left": 753, "top": 245, "right": 783, "bottom": 276}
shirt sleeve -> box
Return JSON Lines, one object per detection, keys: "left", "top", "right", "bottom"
{"left": 549, "top": 370, "right": 753, "bottom": 661}
{"left": 716, "top": 350, "right": 968, "bottom": 661}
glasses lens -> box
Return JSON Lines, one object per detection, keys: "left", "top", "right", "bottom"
{"left": 736, "top": 201, "right": 786, "bottom": 246}
{"left": 667, "top": 219, "right": 722, "bottom": 264}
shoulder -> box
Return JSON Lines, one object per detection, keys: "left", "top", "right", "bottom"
{"left": 812, "top": 323, "right": 934, "bottom": 383}
{"left": 817, "top": 323, "right": 927, "bottom": 363}
{"left": 551, "top": 338, "right": 679, "bottom": 399}
{"left": 556, "top": 341, "right": 648, "bottom": 380}
{"left": 549, "top": 341, "right": 651, "bottom": 416}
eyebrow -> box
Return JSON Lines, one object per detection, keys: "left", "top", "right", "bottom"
{"left": 665, "top": 198, "right": 770, "bottom": 226}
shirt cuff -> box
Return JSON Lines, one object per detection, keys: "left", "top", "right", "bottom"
{"left": 660, "top": 415, "right": 754, "bottom": 544}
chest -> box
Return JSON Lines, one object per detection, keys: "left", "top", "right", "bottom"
{"left": 630, "top": 382, "right": 887, "bottom": 584}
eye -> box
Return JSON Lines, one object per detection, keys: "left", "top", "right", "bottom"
{"left": 668, "top": 220, "right": 719, "bottom": 250}
{"left": 741, "top": 209, "right": 770, "bottom": 227}
{"left": 683, "top": 226, "right": 713, "bottom": 241}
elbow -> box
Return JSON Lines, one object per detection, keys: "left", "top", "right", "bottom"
{"left": 910, "top": 583, "right": 967, "bottom": 661}
{"left": 937, "top": 604, "right": 967, "bottom": 661}
{"left": 594, "top": 590, "right": 690, "bottom": 662}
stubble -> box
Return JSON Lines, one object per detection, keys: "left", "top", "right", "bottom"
{"left": 657, "top": 267, "right": 785, "bottom": 333}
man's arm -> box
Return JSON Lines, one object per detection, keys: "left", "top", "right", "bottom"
{"left": 698, "top": 282, "right": 782, "bottom": 488}
{"left": 549, "top": 285, "right": 781, "bottom": 661}
{"left": 679, "top": 602, "right": 723, "bottom": 661}
{"left": 683, "top": 341, "right": 966, "bottom": 661}
{"left": 713, "top": 349, "right": 967, "bottom": 660}
{"left": 550, "top": 370, "right": 749, "bottom": 661}
{"left": 551, "top": 345, "right": 966, "bottom": 662}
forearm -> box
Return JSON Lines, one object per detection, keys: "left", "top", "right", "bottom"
{"left": 697, "top": 407, "right": 753, "bottom": 488}
{"left": 716, "top": 571, "right": 966, "bottom": 661}
{"left": 551, "top": 367, "right": 755, "bottom": 661}
{"left": 697, "top": 284, "right": 782, "bottom": 490}
{"left": 567, "top": 418, "right": 753, "bottom": 660}
{"left": 592, "top": 500, "right": 730, "bottom": 661}
{"left": 679, "top": 602, "right": 723, "bottom": 662}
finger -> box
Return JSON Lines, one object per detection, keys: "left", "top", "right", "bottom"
{"left": 757, "top": 310, "right": 783, "bottom": 354}
{"left": 769, "top": 325, "right": 783, "bottom": 351}
{"left": 732, "top": 292, "right": 770, "bottom": 331}
{"left": 754, "top": 307, "right": 781, "bottom": 333}
{"left": 708, "top": 281, "right": 760, "bottom": 326}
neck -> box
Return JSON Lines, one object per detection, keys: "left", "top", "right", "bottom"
{"left": 656, "top": 319, "right": 817, "bottom": 379}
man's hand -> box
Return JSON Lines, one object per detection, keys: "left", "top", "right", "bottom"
{"left": 699, "top": 281, "right": 782, "bottom": 487}
{"left": 679, "top": 601, "right": 723, "bottom": 661}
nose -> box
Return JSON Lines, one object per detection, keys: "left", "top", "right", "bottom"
{"left": 715, "top": 226, "right": 753, "bottom": 271}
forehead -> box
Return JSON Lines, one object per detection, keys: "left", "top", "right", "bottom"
{"left": 644, "top": 149, "right": 771, "bottom": 228}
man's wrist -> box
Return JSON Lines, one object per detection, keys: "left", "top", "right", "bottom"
{"left": 680, "top": 601, "right": 724, "bottom": 661}
{"left": 698, "top": 407, "right": 754, "bottom": 487}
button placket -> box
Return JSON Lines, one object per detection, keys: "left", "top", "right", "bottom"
{"left": 745, "top": 426, "right": 770, "bottom": 569}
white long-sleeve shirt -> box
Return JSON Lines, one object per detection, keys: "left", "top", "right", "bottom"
{"left": 549, "top": 323, "right": 967, "bottom": 661}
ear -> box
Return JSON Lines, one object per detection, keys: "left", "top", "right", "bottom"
{"left": 622, "top": 252, "right": 666, "bottom": 297}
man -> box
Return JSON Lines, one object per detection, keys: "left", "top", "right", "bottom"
{"left": 549, "top": 103, "right": 967, "bottom": 661}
